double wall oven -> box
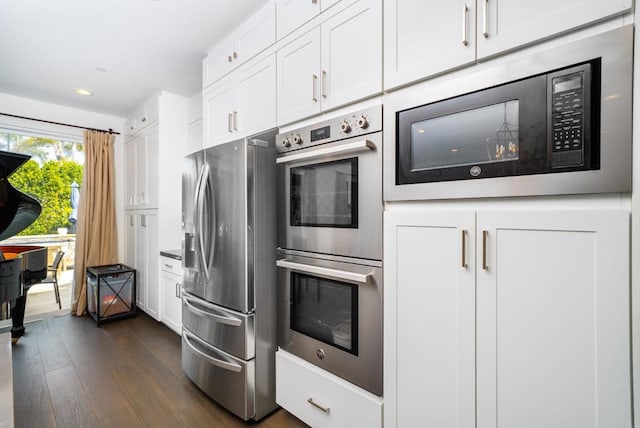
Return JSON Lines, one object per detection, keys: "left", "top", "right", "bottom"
{"left": 275, "top": 106, "right": 383, "bottom": 396}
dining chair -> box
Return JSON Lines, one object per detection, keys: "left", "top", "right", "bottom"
{"left": 40, "top": 250, "right": 65, "bottom": 309}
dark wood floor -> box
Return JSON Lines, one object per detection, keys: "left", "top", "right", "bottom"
{"left": 11, "top": 311, "right": 308, "bottom": 428}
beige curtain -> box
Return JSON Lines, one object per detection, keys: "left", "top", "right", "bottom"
{"left": 71, "top": 130, "right": 118, "bottom": 316}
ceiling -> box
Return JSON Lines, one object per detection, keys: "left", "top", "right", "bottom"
{"left": 0, "top": 0, "right": 270, "bottom": 117}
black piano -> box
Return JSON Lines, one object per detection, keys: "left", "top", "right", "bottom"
{"left": 0, "top": 150, "right": 47, "bottom": 343}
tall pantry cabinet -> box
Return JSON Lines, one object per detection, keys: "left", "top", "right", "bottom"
{"left": 123, "top": 92, "right": 187, "bottom": 320}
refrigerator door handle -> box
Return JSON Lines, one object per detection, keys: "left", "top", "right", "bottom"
{"left": 183, "top": 294, "right": 242, "bottom": 327}
{"left": 197, "top": 163, "right": 210, "bottom": 280}
{"left": 203, "top": 167, "right": 216, "bottom": 276}
{"left": 183, "top": 329, "right": 242, "bottom": 373}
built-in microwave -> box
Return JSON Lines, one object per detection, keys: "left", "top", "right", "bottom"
{"left": 384, "top": 25, "right": 633, "bottom": 201}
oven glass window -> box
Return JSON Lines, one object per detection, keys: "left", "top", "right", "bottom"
{"left": 290, "top": 272, "right": 358, "bottom": 355}
{"left": 290, "top": 158, "right": 358, "bottom": 228}
{"left": 410, "top": 100, "right": 520, "bottom": 171}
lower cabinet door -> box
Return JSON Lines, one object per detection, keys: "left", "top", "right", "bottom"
{"left": 160, "top": 270, "right": 182, "bottom": 334}
{"left": 276, "top": 349, "right": 382, "bottom": 428}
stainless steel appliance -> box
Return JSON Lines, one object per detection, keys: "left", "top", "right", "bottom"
{"left": 276, "top": 107, "right": 384, "bottom": 396}
{"left": 276, "top": 105, "right": 382, "bottom": 261}
{"left": 181, "top": 130, "right": 277, "bottom": 421}
{"left": 385, "top": 25, "right": 633, "bottom": 201}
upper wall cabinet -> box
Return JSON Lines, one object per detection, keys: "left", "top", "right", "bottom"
{"left": 477, "top": 0, "right": 631, "bottom": 59}
{"left": 384, "top": 0, "right": 476, "bottom": 90}
{"left": 276, "top": 0, "right": 341, "bottom": 40}
{"left": 384, "top": 0, "right": 631, "bottom": 90}
{"left": 203, "top": 1, "right": 276, "bottom": 88}
{"left": 204, "top": 54, "right": 276, "bottom": 148}
{"left": 277, "top": 0, "right": 382, "bottom": 125}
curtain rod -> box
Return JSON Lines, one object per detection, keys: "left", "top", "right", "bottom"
{"left": 0, "top": 112, "right": 121, "bottom": 135}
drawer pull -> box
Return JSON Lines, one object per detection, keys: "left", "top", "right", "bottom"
{"left": 164, "top": 263, "right": 173, "bottom": 269}
{"left": 307, "top": 398, "right": 330, "bottom": 414}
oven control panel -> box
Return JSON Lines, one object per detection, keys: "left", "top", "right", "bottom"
{"left": 276, "top": 105, "right": 382, "bottom": 153}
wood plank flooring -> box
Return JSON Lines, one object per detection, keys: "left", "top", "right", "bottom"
{"left": 11, "top": 311, "right": 308, "bottom": 428}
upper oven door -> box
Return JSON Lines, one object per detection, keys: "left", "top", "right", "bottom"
{"left": 277, "top": 132, "right": 382, "bottom": 261}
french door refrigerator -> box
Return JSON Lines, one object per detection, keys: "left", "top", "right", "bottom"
{"left": 181, "top": 129, "right": 277, "bottom": 421}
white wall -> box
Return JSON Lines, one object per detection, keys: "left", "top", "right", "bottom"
{"left": 0, "top": 92, "right": 127, "bottom": 260}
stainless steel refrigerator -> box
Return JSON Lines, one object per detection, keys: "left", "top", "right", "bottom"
{"left": 181, "top": 129, "right": 277, "bottom": 421}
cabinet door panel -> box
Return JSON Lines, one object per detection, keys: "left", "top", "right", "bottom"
{"left": 237, "top": 55, "right": 276, "bottom": 138}
{"left": 384, "top": 0, "right": 476, "bottom": 89}
{"left": 134, "top": 136, "right": 146, "bottom": 208}
{"left": 320, "top": 0, "right": 382, "bottom": 111}
{"left": 235, "top": 1, "right": 276, "bottom": 63}
{"left": 124, "top": 213, "right": 136, "bottom": 268}
{"left": 124, "top": 141, "right": 136, "bottom": 208}
{"left": 277, "top": 28, "right": 321, "bottom": 125}
{"left": 477, "top": 0, "right": 631, "bottom": 59}
{"left": 276, "top": 0, "right": 320, "bottom": 40}
{"left": 135, "top": 215, "right": 147, "bottom": 309}
{"left": 161, "top": 271, "right": 182, "bottom": 334}
{"left": 385, "top": 210, "right": 475, "bottom": 428}
{"left": 144, "top": 128, "right": 159, "bottom": 208}
{"left": 203, "top": 82, "right": 237, "bottom": 148}
{"left": 145, "top": 213, "right": 159, "bottom": 320}
{"left": 476, "top": 210, "right": 631, "bottom": 428}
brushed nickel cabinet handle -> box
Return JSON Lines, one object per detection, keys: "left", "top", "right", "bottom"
{"left": 233, "top": 51, "right": 238, "bottom": 59}
{"left": 312, "top": 0, "right": 318, "bottom": 3}
{"left": 462, "top": 4, "right": 469, "bottom": 46}
{"left": 228, "top": 113, "right": 233, "bottom": 133}
{"left": 312, "top": 74, "right": 318, "bottom": 102}
{"left": 482, "top": 230, "right": 488, "bottom": 270}
{"left": 228, "top": 55, "right": 232, "bottom": 62}
{"left": 483, "top": 0, "right": 489, "bottom": 38}
{"left": 461, "top": 229, "right": 468, "bottom": 268}
{"left": 232, "top": 111, "right": 238, "bottom": 131}
{"left": 307, "top": 398, "right": 330, "bottom": 414}
{"left": 321, "top": 70, "right": 327, "bottom": 98}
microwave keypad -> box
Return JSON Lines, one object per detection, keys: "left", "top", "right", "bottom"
{"left": 551, "top": 73, "right": 584, "bottom": 166}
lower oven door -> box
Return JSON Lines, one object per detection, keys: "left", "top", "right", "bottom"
{"left": 276, "top": 251, "right": 382, "bottom": 396}
{"left": 182, "top": 328, "right": 255, "bottom": 420}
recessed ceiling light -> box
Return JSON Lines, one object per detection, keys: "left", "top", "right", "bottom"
{"left": 417, "top": 129, "right": 426, "bottom": 134}
{"left": 95, "top": 67, "right": 107, "bottom": 72}
{"left": 75, "top": 88, "right": 93, "bottom": 96}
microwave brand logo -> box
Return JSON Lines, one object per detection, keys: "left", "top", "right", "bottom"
{"left": 470, "top": 166, "right": 482, "bottom": 177}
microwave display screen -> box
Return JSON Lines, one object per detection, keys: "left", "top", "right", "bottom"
{"left": 410, "top": 100, "right": 520, "bottom": 171}
{"left": 554, "top": 75, "right": 582, "bottom": 93}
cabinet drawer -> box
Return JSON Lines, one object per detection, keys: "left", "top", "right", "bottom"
{"left": 160, "top": 255, "right": 182, "bottom": 276}
{"left": 276, "top": 350, "right": 382, "bottom": 428}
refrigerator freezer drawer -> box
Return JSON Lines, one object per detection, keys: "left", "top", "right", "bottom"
{"left": 182, "top": 292, "right": 255, "bottom": 360}
{"left": 182, "top": 328, "right": 256, "bottom": 421}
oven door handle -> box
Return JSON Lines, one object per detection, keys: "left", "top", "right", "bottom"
{"left": 276, "top": 259, "right": 373, "bottom": 284}
{"left": 182, "top": 329, "right": 243, "bottom": 373}
{"left": 275, "top": 139, "right": 376, "bottom": 164}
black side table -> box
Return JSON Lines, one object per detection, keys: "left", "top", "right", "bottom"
{"left": 86, "top": 264, "right": 136, "bottom": 326}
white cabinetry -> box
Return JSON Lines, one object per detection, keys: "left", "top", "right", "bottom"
{"left": 277, "top": 0, "right": 381, "bottom": 125}
{"left": 133, "top": 212, "right": 159, "bottom": 318}
{"left": 186, "top": 92, "right": 203, "bottom": 155}
{"left": 384, "top": 0, "right": 476, "bottom": 89}
{"left": 203, "top": 1, "right": 276, "bottom": 87}
{"left": 276, "top": 350, "right": 382, "bottom": 428}
{"left": 384, "top": 209, "right": 632, "bottom": 428}
{"left": 160, "top": 255, "right": 182, "bottom": 335}
{"left": 123, "top": 92, "right": 187, "bottom": 321}
{"left": 478, "top": 0, "right": 631, "bottom": 59}
{"left": 384, "top": 0, "right": 631, "bottom": 89}
{"left": 276, "top": 0, "right": 341, "bottom": 40}
{"left": 203, "top": 54, "right": 276, "bottom": 148}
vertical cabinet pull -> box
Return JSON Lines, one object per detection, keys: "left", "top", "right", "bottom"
{"left": 483, "top": 0, "right": 489, "bottom": 38}
{"left": 175, "top": 283, "right": 180, "bottom": 298}
{"left": 233, "top": 51, "right": 238, "bottom": 59}
{"left": 482, "top": 230, "right": 488, "bottom": 270}
{"left": 228, "top": 113, "right": 233, "bottom": 133}
{"left": 141, "top": 215, "right": 147, "bottom": 228}
{"left": 321, "top": 70, "right": 327, "bottom": 98}
{"left": 462, "top": 4, "right": 469, "bottom": 46}
{"left": 232, "top": 111, "right": 238, "bottom": 131}
{"left": 129, "top": 216, "right": 134, "bottom": 227}
{"left": 312, "top": 74, "right": 318, "bottom": 102}
{"left": 228, "top": 55, "right": 232, "bottom": 62}
{"left": 461, "top": 229, "right": 468, "bottom": 268}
